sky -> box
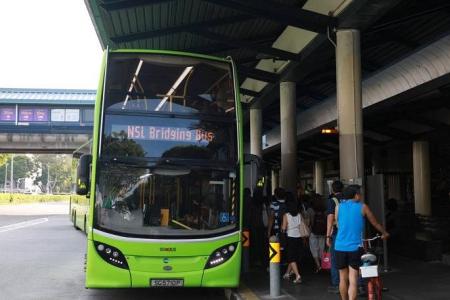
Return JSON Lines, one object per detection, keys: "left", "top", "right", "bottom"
{"left": 0, "top": 1, "right": 103, "bottom": 90}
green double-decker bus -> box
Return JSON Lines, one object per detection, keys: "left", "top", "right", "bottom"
{"left": 72, "top": 49, "right": 243, "bottom": 288}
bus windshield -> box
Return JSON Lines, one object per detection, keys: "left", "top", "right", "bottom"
{"left": 95, "top": 53, "right": 239, "bottom": 238}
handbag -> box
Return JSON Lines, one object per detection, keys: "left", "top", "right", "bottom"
{"left": 298, "top": 213, "right": 311, "bottom": 238}
{"left": 321, "top": 248, "right": 332, "bottom": 270}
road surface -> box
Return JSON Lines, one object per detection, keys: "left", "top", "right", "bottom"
{"left": 0, "top": 202, "right": 225, "bottom": 300}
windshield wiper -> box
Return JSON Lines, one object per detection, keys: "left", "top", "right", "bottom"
{"left": 100, "top": 156, "right": 157, "bottom": 167}
{"left": 171, "top": 219, "right": 193, "bottom": 230}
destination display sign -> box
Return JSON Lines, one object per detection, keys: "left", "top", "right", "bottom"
{"left": 112, "top": 125, "right": 215, "bottom": 143}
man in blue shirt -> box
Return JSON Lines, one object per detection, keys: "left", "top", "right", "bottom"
{"left": 335, "top": 185, "right": 389, "bottom": 300}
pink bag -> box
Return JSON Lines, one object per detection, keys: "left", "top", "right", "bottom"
{"left": 321, "top": 250, "right": 331, "bottom": 270}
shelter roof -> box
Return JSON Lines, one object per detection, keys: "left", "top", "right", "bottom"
{"left": 0, "top": 88, "right": 96, "bottom": 105}
{"left": 85, "top": 0, "right": 450, "bottom": 164}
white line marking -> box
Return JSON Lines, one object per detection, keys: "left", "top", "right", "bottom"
{"left": 0, "top": 218, "right": 49, "bottom": 233}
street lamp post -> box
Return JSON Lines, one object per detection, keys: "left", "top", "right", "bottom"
{"left": 10, "top": 154, "right": 14, "bottom": 193}
{"left": 4, "top": 163, "right": 8, "bottom": 191}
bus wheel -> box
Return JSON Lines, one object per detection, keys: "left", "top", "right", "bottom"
{"left": 73, "top": 212, "right": 80, "bottom": 230}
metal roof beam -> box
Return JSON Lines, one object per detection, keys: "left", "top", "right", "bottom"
{"left": 191, "top": 28, "right": 301, "bottom": 61}
{"left": 238, "top": 65, "right": 279, "bottom": 83}
{"left": 403, "top": 113, "right": 450, "bottom": 131}
{"left": 366, "top": 4, "right": 450, "bottom": 35}
{"left": 297, "top": 85, "right": 327, "bottom": 101}
{"left": 185, "top": 35, "right": 275, "bottom": 55}
{"left": 298, "top": 150, "right": 321, "bottom": 158}
{"left": 235, "top": 56, "right": 261, "bottom": 65}
{"left": 240, "top": 88, "right": 261, "bottom": 98}
{"left": 201, "top": 0, "right": 335, "bottom": 34}
{"left": 363, "top": 136, "right": 387, "bottom": 146}
{"left": 364, "top": 126, "right": 410, "bottom": 140}
{"left": 99, "top": 0, "right": 173, "bottom": 11}
{"left": 363, "top": 33, "right": 419, "bottom": 50}
{"left": 110, "top": 14, "right": 256, "bottom": 43}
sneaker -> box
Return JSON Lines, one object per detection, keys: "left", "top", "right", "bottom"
{"left": 293, "top": 276, "right": 302, "bottom": 284}
{"left": 328, "top": 286, "right": 339, "bottom": 294}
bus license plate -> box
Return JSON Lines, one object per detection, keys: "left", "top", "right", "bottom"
{"left": 150, "top": 279, "right": 184, "bottom": 287}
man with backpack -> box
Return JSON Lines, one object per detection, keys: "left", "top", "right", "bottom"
{"left": 326, "top": 180, "right": 343, "bottom": 293}
{"left": 267, "top": 187, "right": 287, "bottom": 245}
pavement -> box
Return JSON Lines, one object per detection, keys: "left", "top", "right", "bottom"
{"left": 235, "top": 254, "right": 450, "bottom": 300}
{"left": 0, "top": 202, "right": 226, "bottom": 300}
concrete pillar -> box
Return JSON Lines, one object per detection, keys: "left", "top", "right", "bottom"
{"left": 280, "top": 82, "right": 297, "bottom": 194}
{"left": 314, "top": 161, "right": 325, "bottom": 195}
{"left": 336, "top": 29, "right": 364, "bottom": 185}
{"left": 271, "top": 169, "right": 279, "bottom": 194}
{"left": 250, "top": 107, "right": 263, "bottom": 158}
{"left": 371, "top": 148, "right": 382, "bottom": 175}
{"left": 413, "top": 141, "right": 431, "bottom": 216}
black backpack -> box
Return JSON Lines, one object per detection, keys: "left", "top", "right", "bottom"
{"left": 311, "top": 210, "right": 327, "bottom": 235}
{"left": 272, "top": 199, "right": 287, "bottom": 234}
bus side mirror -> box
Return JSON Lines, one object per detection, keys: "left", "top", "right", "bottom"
{"left": 76, "top": 154, "right": 92, "bottom": 195}
{"left": 243, "top": 154, "right": 267, "bottom": 192}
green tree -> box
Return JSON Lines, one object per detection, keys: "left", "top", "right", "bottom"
{"left": 0, "top": 155, "right": 37, "bottom": 189}
{"left": 33, "top": 154, "right": 72, "bottom": 194}
{"left": 0, "top": 154, "right": 10, "bottom": 167}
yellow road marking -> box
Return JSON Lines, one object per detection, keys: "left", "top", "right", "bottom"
{"left": 238, "top": 283, "right": 260, "bottom": 300}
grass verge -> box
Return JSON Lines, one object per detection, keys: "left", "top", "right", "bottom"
{"left": 0, "top": 193, "right": 70, "bottom": 204}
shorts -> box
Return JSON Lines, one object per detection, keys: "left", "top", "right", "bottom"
{"left": 335, "top": 248, "right": 363, "bottom": 270}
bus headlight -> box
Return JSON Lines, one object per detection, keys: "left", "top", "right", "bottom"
{"left": 94, "top": 241, "right": 129, "bottom": 270}
{"left": 205, "top": 243, "right": 238, "bottom": 269}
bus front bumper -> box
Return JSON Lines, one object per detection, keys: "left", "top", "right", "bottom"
{"left": 85, "top": 239, "right": 241, "bottom": 288}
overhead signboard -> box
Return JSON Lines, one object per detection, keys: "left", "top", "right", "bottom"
{"left": 0, "top": 107, "right": 16, "bottom": 122}
{"left": 19, "top": 108, "right": 34, "bottom": 122}
{"left": 51, "top": 109, "right": 65, "bottom": 122}
{"left": 18, "top": 108, "right": 49, "bottom": 122}
{"left": 33, "top": 109, "right": 49, "bottom": 122}
{"left": 65, "top": 109, "right": 80, "bottom": 122}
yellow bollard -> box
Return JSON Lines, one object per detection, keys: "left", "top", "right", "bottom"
{"left": 269, "top": 236, "right": 280, "bottom": 297}
{"left": 242, "top": 229, "right": 250, "bottom": 272}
